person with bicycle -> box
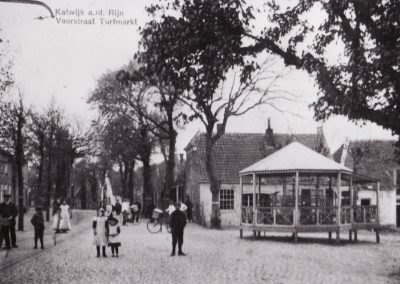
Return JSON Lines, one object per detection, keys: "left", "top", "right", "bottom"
{"left": 170, "top": 202, "right": 187, "bottom": 256}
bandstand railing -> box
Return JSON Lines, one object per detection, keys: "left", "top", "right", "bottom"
{"left": 241, "top": 205, "right": 378, "bottom": 226}
{"left": 353, "top": 205, "right": 377, "bottom": 224}
{"left": 257, "top": 206, "right": 294, "bottom": 225}
{"left": 298, "top": 206, "right": 337, "bottom": 225}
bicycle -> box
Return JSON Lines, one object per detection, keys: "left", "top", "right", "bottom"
{"left": 147, "top": 210, "right": 171, "bottom": 233}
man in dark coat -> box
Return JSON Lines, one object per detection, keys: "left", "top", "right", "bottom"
{"left": 114, "top": 200, "right": 122, "bottom": 216}
{"left": 0, "top": 193, "right": 19, "bottom": 249}
{"left": 169, "top": 202, "right": 187, "bottom": 256}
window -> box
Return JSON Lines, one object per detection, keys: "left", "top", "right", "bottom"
{"left": 361, "top": 199, "right": 371, "bottom": 206}
{"left": 341, "top": 191, "right": 350, "bottom": 206}
{"left": 242, "top": 194, "right": 253, "bottom": 207}
{"left": 220, "top": 189, "right": 234, "bottom": 210}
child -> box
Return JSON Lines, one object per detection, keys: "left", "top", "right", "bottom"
{"left": 93, "top": 208, "right": 108, "bottom": 257}
{"left": 107, "top": 215, "right": 121, "bottom": 257}
{"left": 52, "top": 206, "right": 61, "bottom": 234}
{"left": 31, "top": 206, "right": 45, "bottom": 249}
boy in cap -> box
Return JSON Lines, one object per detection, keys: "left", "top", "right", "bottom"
{"left": 31, "top": 206, "right": 45, "bottom": 249}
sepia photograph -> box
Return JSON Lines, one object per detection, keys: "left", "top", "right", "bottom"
{"left": 0, "top": 0, "right": 399, "bottom": 283}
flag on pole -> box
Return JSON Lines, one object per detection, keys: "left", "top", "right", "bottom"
{"left": 105, "top": 171, "right": 116, "bottom": 206}
{"left": 99, "top": 179, "right": 104, "bottom": 204}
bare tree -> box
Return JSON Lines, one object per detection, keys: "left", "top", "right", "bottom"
{"left": 181, "top": 60, "right": 292, "bottom": 227}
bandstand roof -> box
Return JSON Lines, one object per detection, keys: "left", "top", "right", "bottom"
{"left": 240, "top": 141, "right": 353, "bottom": 176}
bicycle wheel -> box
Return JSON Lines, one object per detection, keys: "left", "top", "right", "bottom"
{"left": 147, "top": 220, "right": 161, "bottom": 233}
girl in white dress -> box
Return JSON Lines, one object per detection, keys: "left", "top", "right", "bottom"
{"left": 59, "top": 200, "right": 72, "bottom": 232}
{"left": 107, "top": 215, "right": 121, "bottom": 257}
{"left": 93, "top": 208, "right": 108, "bottom": 257}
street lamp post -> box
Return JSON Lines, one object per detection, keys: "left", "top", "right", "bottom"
{"left": 0, "top": 0, "right": 54, "bottom": 17}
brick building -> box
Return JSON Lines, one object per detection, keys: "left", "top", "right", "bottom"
{"left": 0, "top": 148, "right": 29, "bottom": 209}
{"left": 184, "top": 122, "right": 331, "bottom": 227}
{"left": 0, "top": 149, "right": 13, "bottom": 203}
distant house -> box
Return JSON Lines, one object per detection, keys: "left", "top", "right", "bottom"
{"left": 0, "top": 149, "right": 13, "bottom": 203}
{"left": 334, "top": 139, "right": 398, "bottom": 227}
{"left": 0, "top": 148, "right": 28, "bottom": 208}
{"left": 184, "top": 121, "right": 331, "bottom": 227}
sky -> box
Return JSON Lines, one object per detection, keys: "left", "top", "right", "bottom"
{"left": 0, "top": 0, "right": 396, "bottom": 162}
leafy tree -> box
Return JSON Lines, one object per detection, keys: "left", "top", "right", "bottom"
{"left": 137, "top": 19, "right": 193, "bottom": 205}
{"left": 29, "top": 110, "right": 49, "bottom": 206}
{"left": 0, "top": 28, "right": 13, "bottom": 97}
{"left": 53, "top": 121, "right": 87, "bottom": 199}
{"left": 145, "top": 0, "right": 289, "bottom": 227}
{"left": 91, "top": 115, "right": 140, "bottom": 201}
{"left": 242, "top": 0, "right": 400, "bottom": 147}
{"left": 0, "top": 92, "right": 29, "bottom": 230}
{"left": 89, "top": 67, "right": 157, "bottom": 213}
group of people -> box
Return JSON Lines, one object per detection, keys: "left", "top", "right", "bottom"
{"left": 92, "top": 208, "right": 121, "bottom": 257}
{"left": 120, "top": 199, "right": 141, "bottom": 225}
{"left": 1, "top": 193, "right": 73, "bottom": 251}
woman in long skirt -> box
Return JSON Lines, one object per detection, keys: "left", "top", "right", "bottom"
{"left": 59, "top": 200, "right": 72, "bottom": 232}
{"left": 93, "top": 208, "right": 108, "bottom": 257}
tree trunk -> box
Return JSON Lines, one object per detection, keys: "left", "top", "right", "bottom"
{"left": 127, "top": 160, "right": 135, "bottom": 202}
{"left": 46, "top": 147, "right": 53, "bottom": 222}
{"left": 119, "top": 161, "right": 128, "bottom": 199}
{"left": 142, "top": 156, "right": 152, "bottom": 217}
{"left": 164, "top": 129, "right": 176, "bottom": 204}
{"left": 204, "top": 132, "right": 221, "bottom": 229}
{"left": 36, "top": 137, "right": 45, "bottom": 205}
{"left": 16, "top": 115, "right": 24, "bottom": 231}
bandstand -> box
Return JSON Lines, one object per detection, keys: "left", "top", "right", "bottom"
{"left": 239, "top": 142, "right": 382, "bottom": 243}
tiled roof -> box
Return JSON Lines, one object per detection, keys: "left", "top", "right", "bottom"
{"left": 186, "top": 131, "right": 328, "bottom": 183}
{"left": 334, "top": 140, "right": 398, "bottom": 189}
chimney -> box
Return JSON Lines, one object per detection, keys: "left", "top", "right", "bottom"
{"left": 179, "top": 154, "right": 184, "bottom": 163}
{"left": 265, "top": 118, "right": 275, "bottom": 147}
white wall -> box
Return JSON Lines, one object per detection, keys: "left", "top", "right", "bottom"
{"left": 199, "top": 183, "right": 397, "bottom": 228}
{"left": 379, "top": 190, "right": 396, "bottom": 226}
{"left": 199, "top": 183, "right": 242, "bottom": 227}
{"left": 356, "top": 189, "right": 396, "bottom": 227}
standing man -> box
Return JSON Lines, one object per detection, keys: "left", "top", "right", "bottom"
{"left": 114, "top": 199, "right": 122, "bottom": 216}
{"left": 185, "top": 195, "right": 193, "bottom": 222}
{"left": 169, "top": 202, "right": 187, "bottom": 256}
{"left": 0, "top": 193, "right": 19, "bottom": 249}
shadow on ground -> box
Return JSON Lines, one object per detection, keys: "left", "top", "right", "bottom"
{"left": 240, "top": 234, "right": 372, "bottom": 246}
